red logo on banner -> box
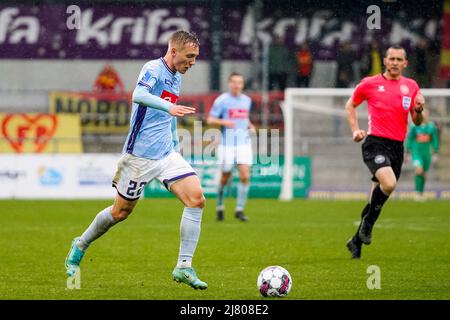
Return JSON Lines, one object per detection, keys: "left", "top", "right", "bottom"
{"left": 1, "top": 114, "right": 58, "bottom": 153}
{"left": 160, "top": 90, "right": 179, "bottom": 104}
{"left": 228, "top": 109, "right": 249, "bottom": 119}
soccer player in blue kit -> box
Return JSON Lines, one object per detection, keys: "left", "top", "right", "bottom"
{"left": 65, "top": 31, "right": 208, "bottom": 290}
{"left": 207, "top": 72, "right": 255, "bottom": 222}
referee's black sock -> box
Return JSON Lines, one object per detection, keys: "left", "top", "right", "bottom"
{"left": 366, "top": 185, "right": 389, "bottom": 224}
{"left": 354, "top": 203, "right": 370, "bottom": 244}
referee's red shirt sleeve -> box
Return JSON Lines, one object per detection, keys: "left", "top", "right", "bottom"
{"left": 351, "top": 79, "right": 368, "bottom": 106}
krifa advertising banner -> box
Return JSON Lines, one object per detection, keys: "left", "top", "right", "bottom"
{"left": 0, "top": 2, "right": 442, "bottom": 60}
{"left": 0, "top": 113, "right": 83, "bottom": 153}
{"left": 49, "top": 91, "right": 131, "bottom": 134}
{"left": 0, "top": 4, "right": 211, "bottom": 60}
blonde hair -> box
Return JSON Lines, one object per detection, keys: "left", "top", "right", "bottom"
{"left": 169, "top": 30, "right": 200, "bottom": 48}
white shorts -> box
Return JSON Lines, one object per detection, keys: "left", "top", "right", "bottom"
{"left": 218, "top": 143, "right": 253, "bottom": 172}
{"left": 112, "top": 151, "right": 196, "bottom": 201}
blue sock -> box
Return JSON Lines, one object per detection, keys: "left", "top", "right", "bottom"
{"left": 177, "top": 207, "right": 202, "bottom": 268}
{"left": 236, "top": 182, "right": 250, "bottom": 212}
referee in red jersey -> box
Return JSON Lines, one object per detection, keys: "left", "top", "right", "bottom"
{"left": 345, "top": 45, "right": 424, "bottom": 259}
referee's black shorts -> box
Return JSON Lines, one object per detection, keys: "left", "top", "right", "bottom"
{"left": 361, "top": 135, "right": 404, "bottom": 183}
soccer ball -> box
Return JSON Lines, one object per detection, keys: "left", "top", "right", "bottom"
{"left": 257, "top": 265, "right": 292, "bottom": 297}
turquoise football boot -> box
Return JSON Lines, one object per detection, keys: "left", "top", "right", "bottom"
{"left": 172, "top": 267, "right": 208, "bottom": 290}
{"left": 65, "top": 237, "right": 85, "bottom": 277}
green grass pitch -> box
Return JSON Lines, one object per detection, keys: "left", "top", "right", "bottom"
{"left": 0, "top": 199, "right": 449, "bottom": 300}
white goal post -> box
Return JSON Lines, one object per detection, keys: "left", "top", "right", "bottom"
{"left": 279, "top": 88, "right": 450, "bottom": 201}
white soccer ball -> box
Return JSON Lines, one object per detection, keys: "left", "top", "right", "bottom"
{"left": 257, "top": 265, "right": 292, "bottom": 297}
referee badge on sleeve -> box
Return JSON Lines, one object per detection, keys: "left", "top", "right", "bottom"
{"left": 402, "top": 96, "right": 412, "bottom": 110}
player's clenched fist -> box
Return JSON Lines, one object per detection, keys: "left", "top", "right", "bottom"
{"left": 414, "top": 93, "right": 425, "bottom": 114}
{"left": 169, "top": 105, "right": 196, "bottom": 117}
{"left": 352, "top": 129, "right": 367, "bottom": 142}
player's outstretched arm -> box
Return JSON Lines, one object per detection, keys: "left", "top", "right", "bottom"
{"left": 345, "top": 97, "right": 366, "bottom": 142}
{"left": 132, "top": 85, "right": 195, "bottom": 116}
{"left": 133, "top": 85, "right": 172, "bottom": 112}
{"left": 169, "top": 105, "right": 196, "bottom": 117}
{"left": 431, "top": 124, "right": 440, "bottom": 154}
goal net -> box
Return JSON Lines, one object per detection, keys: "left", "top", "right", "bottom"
{"left": 280, "top": 88, "right": 450, "bottom": 200}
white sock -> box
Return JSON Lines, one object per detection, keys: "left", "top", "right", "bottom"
{"left": 236, "top": 182, "right": 250, "bottom": 211}
{"left": 176, "top": 207, "right": 202, "bottom": 268}
{"left": 78, "top": 206, "right": 117, "bottom": 251}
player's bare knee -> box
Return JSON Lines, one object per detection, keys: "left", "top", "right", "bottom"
{"left": 111, "top": 206, "right": 133, "bottom": 222}
{"left": 240, "top": 175, "right": 250, "bottom": 184}
{"left": 382, "top": 181, "right": 397, "bottom": 194}
{"left": 415, "top": 167, "right": 424, "bottom": 175}
{"left": 187, "top": 194, "right": 206, "bottom": 208}
{"left": 221, "top": 173, "right": 231, "bottom": 185}
{"left": 196, "top": 195, "right": 206, "bottom": 209}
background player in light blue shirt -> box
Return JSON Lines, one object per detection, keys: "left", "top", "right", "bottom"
{"left": 207, "top": 72, "right": 255, "bottom": 222}
{"left": 65, "top": 31, "right": 208, "bottom": 290}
